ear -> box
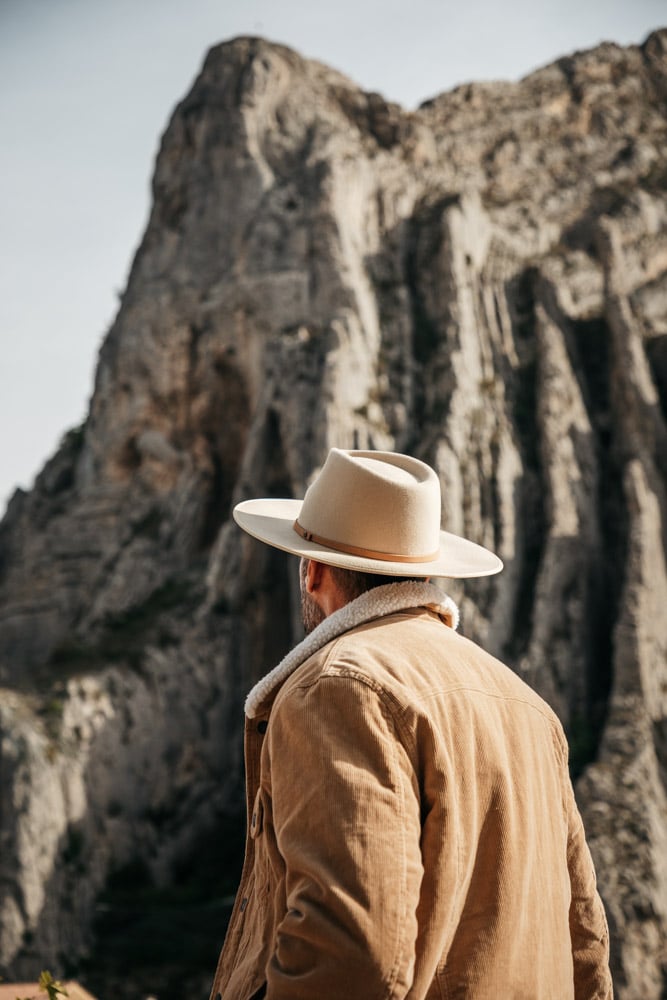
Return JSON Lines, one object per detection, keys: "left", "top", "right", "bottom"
{"left": 305, "top": 558, "right": 325, "bottom": 594}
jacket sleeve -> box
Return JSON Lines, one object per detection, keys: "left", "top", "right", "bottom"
{"left": 265, "top": 671, "right": 423, "bottom": 1000}
{"left": 558, "top": 733, "right": 614, "bottom": 999}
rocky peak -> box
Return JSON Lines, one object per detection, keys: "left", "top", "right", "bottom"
{"left": 0, "top": 29, "right": 666, "bottom": 997}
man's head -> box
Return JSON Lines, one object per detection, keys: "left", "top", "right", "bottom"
{"left": 299, "top": 557, "right": 426, "bottom": 633}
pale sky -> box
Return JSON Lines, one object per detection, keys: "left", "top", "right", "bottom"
{"left": 1, "top": 0, "right": 664, "bottom": 513}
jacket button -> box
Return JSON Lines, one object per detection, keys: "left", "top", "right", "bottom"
{"left": 257, "top": 720, "right": 268, "bottom": 734}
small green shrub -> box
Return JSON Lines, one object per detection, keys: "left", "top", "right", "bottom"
{"left": 16, "top": 970, "right": 69, "bottom": 1000}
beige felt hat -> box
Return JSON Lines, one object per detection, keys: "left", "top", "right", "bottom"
{"left": 233, "top": 448, "right": 503, "bottom": 578}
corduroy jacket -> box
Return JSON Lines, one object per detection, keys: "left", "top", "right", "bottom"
{"left": 210, "top": 585, "right": 612, "bottom": 1000}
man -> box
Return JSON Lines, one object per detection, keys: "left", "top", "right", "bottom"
{"left": 209, "top": 448, "right": 612, "bottom": 999}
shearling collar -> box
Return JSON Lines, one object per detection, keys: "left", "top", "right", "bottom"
{"left": 245, "top": 581, "right": 459, "bottom": 717}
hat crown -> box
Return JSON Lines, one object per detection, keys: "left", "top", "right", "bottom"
{"left": 298, "top": 449, "right": 442, "bottom": 561}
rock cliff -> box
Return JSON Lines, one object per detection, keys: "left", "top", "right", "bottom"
{"left": 1, "top": 30, "right": 666, "bottom": 996}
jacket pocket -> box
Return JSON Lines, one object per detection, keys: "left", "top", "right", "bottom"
{"left": 249, "top": 788, "right": 272, "bottom": 899}
{"left": 250, "top": 788, "right": 264, "bottom": 839}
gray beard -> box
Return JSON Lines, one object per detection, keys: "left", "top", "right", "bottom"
{"left": 300, "top": 560, "right": 326, "bottom": 635}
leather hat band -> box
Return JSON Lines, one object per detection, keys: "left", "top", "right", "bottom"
{"left": 293, "top": 519, "right": 440, "bottom": 564}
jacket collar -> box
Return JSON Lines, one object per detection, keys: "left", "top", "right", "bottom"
{"left": 245, "top": 581, "right": 459, "bottom": 717}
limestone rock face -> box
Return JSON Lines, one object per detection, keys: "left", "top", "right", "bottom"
{"left": 1, "top": 31, "right": 666, "bottom": 994}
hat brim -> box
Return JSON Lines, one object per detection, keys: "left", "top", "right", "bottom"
{"left": 233, "top": 498, "right": 503, "bottom": 579}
